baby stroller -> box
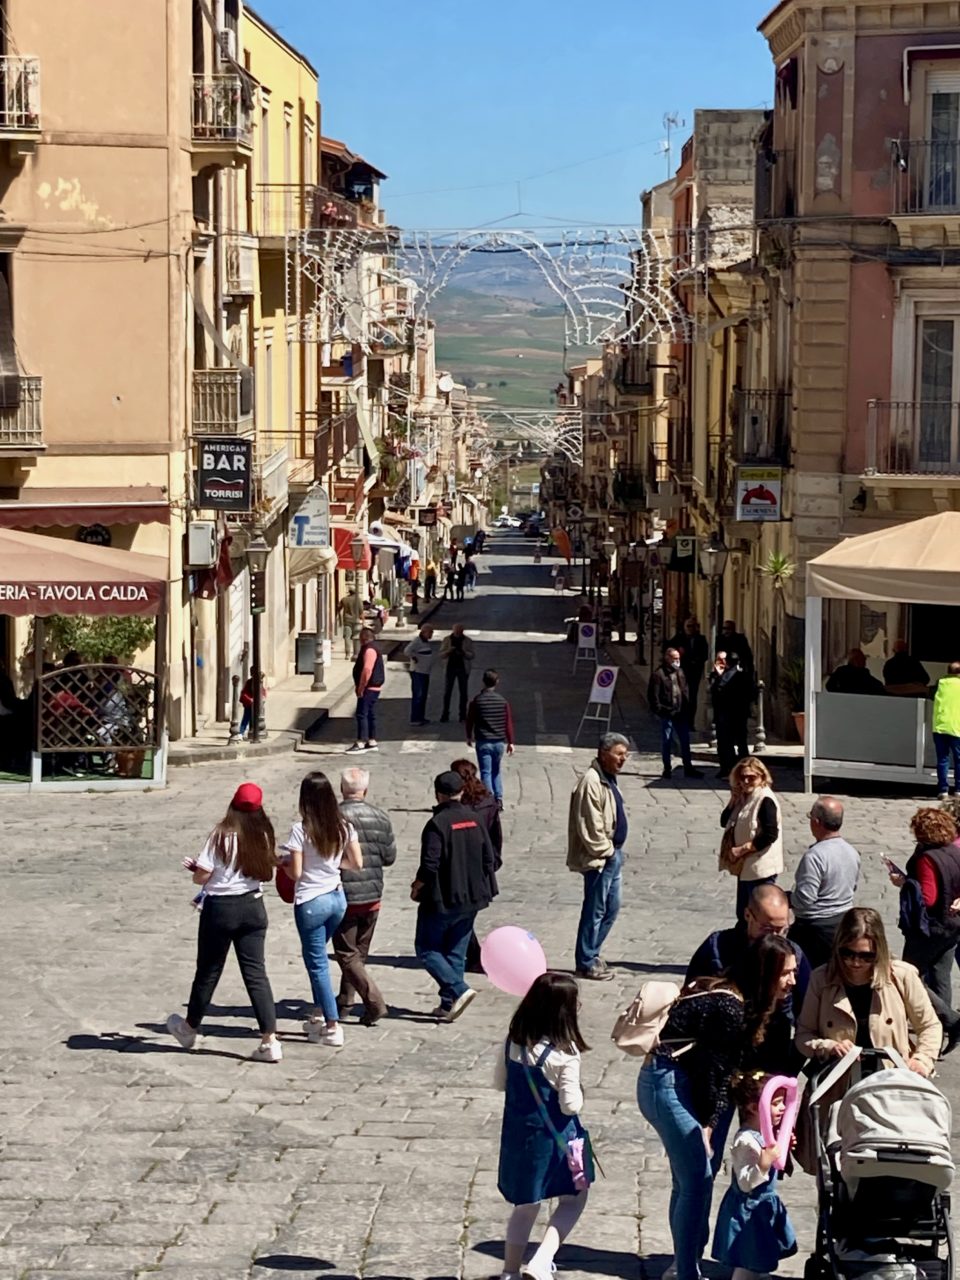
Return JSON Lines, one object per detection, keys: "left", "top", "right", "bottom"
{"left": 805, "top": 1046, "right": 953, "bottom": 1280}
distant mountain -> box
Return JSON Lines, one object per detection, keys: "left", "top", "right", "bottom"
{"left": 441, "top": 251, "right": 561, "bottom": 308}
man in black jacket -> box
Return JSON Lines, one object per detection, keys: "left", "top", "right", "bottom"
{"left": 668, "top": 616, "right": 709, "bottom": 724}
{"left": 333, "top": 767, "right": 398, "bottom": 1026}
{"left": 648, "top": 648, "right": 702, "bottom": 780}
{"left": 412, "top": 770, "right": 497, "bottom": 1021}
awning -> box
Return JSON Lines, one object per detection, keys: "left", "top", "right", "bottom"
{"left": 368, "top": 520, "right": 415, "bottom": 556}
{"left": 288, "top": 544, "right": 338, "bottom": 587}
{"left": 806, "top": 512, "right": 960, "bottom": 605}
{"left": 333, "top": 525, "right": 372, "bottom": 570}
{"left": 0, "top": 527, "right": 167, "bottom": 617}
{"left": 0, "top": 486, "right": 170, "bottom": 529}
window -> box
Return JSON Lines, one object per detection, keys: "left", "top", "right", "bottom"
{"left": 283, "top": 104, "right": 293, "bottom": 227}
{"left": 924, "top": 72, "right": 960, "bottom": 210}
{"left": 914, "top": 316, "right": 959, "bottom": 467}
{"left": 262, "top": 333, "right": 273, "bottom": 433}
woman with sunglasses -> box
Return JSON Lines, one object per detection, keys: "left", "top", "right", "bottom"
{"left": 796, "top": 907, "right": 939, "bottom": 1077}
{"left": 720, "top": 757, "right": 783, "bottom": 921}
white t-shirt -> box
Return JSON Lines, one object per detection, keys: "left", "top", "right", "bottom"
{"left": 492, "top": 1038, "right": 584, "bottom": 1116}
{"left": 731, "top": 1128, "right": 772, "bottom": 1193}
{"left": 196, "top": 832, "right": 265, "bottom": 897}
{"left": 281, "top": 820, "right": 357, "bottom": 906}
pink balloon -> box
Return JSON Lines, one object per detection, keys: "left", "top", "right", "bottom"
{"left": 480, "top": 926, "right": 548, "bottom": 997}
{"left": 759, "top": 1075, "right": 799, "bottom": 1171}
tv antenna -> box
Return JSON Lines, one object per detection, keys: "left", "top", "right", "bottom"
{"left": 661, "top": 111, "right": 685, "bottom": 179}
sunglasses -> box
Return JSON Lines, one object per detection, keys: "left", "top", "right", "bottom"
{"left": 741, "top": 773, "right": 759, "bottom": 781}
{"left": 839, "top": 947, "right": 876, "bottom": 963}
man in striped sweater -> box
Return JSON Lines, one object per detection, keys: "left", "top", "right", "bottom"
{"left": 465, "top": 668, "right": 515, "bottom": 804}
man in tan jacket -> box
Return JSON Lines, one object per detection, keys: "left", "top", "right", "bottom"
{"left": 567, "top": 732, "right": 630, "bottom": 980}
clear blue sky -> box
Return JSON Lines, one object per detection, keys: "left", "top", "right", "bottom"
{"left": 250, "top": 0, "right": 774, "bottom": 228}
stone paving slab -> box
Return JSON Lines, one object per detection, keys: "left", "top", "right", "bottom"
{"left": 0, "top": 540, "right": 955, "bottom": 1279}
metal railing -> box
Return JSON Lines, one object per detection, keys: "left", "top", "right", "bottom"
{"left": 866, "top": 399, "right": 960, "bottom": 475}
{"left": 192, "top": 74, "right": 252, "bottom": 146}
{"left": 892, "top": 139, "right": 960, "bottom": 215}
{"left": 192, "top": 368, "right": 254, "bottom": 436}
{"left": 0, "top": 56, "right": 39, "bottom": 131}
{"left": 732, "top": 388, "right": 791, "bottom": 463}
{"left": 255, "top": 183, "right": 315, "bottom": 238}
{"left": 0, "top": 376, "right": 42, "bottom": 449}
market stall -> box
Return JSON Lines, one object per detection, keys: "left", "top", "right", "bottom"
{"left": 804, "top": 512, "right": 960, "bottom": 792}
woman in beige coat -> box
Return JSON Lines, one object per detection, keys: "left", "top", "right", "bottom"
{"left": 720, "top": 757, "right": 783, "bottom": 921}
{"left": 796, "top": 906, "right": 941, "bottom": 1077}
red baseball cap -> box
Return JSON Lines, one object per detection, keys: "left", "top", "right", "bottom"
{"left": 232, "top": 781, "right": 263, "bottom": 812}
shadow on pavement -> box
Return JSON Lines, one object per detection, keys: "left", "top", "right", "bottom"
{"left": 65, "top": 1031, "right": 247, "bottom": 1061}
{"left": 473, "top": 1238, "right": 642, "bottom": 1278}
{"left": 252, "top": 1257, "right": 333, "bottom": 1272}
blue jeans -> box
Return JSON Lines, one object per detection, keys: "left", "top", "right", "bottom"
{"left": 239, "top": 706, "right": 251, "bottom": 736}
{"left": 294, "top": 888, "right": 347, "bottom": 1022}
{"left": 934, "top": 732, "right": 960, "bottom": 794}
{"left": 659, "top": 714, "right": 692, "bottom": 771}
{"left": 476, "top": 739, "right": 506, "bottom": 800}
{"left": 415, "top": 906, "right": 477, "bottom": 1009}
{"left": 637, "top": 1059, "right": 725, "bottom": 1280}
{"left": 410, "top": 672, "right": 430, "bottom": 724}
{"left": 575, "top": 847, "right": 623, "bottom": 971}
{"left": 355, "top": 689, "right": 380, "bottom": 742}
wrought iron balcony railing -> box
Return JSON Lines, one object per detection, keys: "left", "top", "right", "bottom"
{"left": 707, "top": 435, "right": 735, "bottom": 515}
{"left": 866, "top": 399, "right": 960, "bottom": 476}
{"left": 892, "top": 139, "right": 960, "bottom": 216}
{"left": 0, "top": 56, "right": 39, "bottom": 132}
{"left": 192, "top": 369, "right": 254, "bottom": 436}
{"left": 0, "top": 376, "right": 43, "bottom": 450}
{"left": 192, "top": 74, "right": 252, "bottom": 147}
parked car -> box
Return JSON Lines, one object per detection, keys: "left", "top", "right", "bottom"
{"left": 493, "top": 515, "right": 522, "bottom": 528}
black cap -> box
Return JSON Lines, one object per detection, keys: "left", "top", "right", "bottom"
{"left": 435, "top": 770, "right": 465, "bottom": 797}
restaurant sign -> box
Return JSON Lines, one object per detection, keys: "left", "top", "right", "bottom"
{"left": 734, "top": 466, "right": 783, "bottom": 522}
{"left": 197, "top": 438, "right": 253, "bottom": 511}
{"left": 0, "top": 581, "right": 163, "bottom": 617}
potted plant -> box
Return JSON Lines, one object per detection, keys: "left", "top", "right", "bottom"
{"left": 780, "top": 656, "right": 806, "bottom": 743}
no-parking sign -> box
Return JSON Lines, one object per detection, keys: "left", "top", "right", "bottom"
{"left": 578, "top": 622, "right": 597, "bottom": 650}
{"left": 588, "top": 665, "right": 619, "bottom": 704}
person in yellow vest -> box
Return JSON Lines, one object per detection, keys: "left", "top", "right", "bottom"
{"left": 933, "top": 662, "right": 960, "bottom": 800}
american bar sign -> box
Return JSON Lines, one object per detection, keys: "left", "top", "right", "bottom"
{"left": 197, "top": 438, "right": 253, "bottom": 512}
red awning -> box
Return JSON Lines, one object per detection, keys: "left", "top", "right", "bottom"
{"left": 0, "top": 486, "right": 170, "bottom": 529}
{"left": 0, "top": 528, "right": 167, "bottom": 617}
{"left": 333, "top": 525, "right": 372, "bottom": 570}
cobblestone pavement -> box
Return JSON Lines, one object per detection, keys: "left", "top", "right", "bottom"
{"left": 1, "top": 537, "right": 957, "bottom": 1280}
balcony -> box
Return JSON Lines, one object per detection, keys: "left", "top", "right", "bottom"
{"left": 863, "top": 399, "right": 960, "bottom": 511}
{"left": 891, "top": 140, "right": 960, "bottom": 246}
{"left": 255, "top": 184, "right": 315, "bottom": 244}
{"left": 0, "top": 56, "right": 40, "bottom": 150}
{"left": 191, "top": 75, "right": 252, "bottom": 168}
{"left": 223, "top": 232, "right": 257, "bottom": 296}
{"left": 255, "top": 445, "right": 289, "bottom": 526}
{"left": 611, "top": 465, "right": 647, "bottom": 510}
{"left": 192, "top": 368, "right": 254, "bottom": 437}
{"left": 732, "top": 389, "right": 790, "bottom": 463}
{"left": 0, "top": 376, "right": 43, "bottom": 453}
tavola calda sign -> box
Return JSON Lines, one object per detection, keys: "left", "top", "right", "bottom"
{"left": 0, "top": 583, "right": 150, "bottom": 605}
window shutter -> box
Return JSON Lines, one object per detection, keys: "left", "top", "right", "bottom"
{"left": 928, "top": 70, "right": 960, "bottom": 95}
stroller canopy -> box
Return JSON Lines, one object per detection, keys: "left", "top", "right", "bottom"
{"left": 837, "top": 1069, "right": 954, "bottom": 1190}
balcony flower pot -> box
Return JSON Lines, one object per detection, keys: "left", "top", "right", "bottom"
{"left": 791, "top": 711, "right": 806, "bottom": 745}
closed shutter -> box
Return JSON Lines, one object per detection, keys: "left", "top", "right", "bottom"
{"left": 928, "top": 70, "right": 960, "bottom": 95}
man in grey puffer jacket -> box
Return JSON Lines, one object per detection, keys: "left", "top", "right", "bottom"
{"left": 333, "top": 767, "right": 398, "bottom": 1025}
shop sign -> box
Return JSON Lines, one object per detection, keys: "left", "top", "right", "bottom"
{"left": 76, "top": 524, "right": 112, "bottom": 547}
{"left": 418, "top": 507, "right": 438, "bottom": 527}
{"left": 735, "top": 466, "right": 783, "bottom": 522}
{"left": 197, "top": 438, "right": 253, "bottom": 512}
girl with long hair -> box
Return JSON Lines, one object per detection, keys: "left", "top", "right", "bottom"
{"left": 282, "top": 771, "right": 362, "bottom": 1048}
{"left": 167, "top": 781, "right": 281, "bottom": 1062}
{"left": 451, "top": 757, "right": 502, "bottom": 974}
{"left": 494, "top": 972, "right": 594, "bottom": 1280}
{"left": 637, "top": 935, "right": 788, "bottom": 1280}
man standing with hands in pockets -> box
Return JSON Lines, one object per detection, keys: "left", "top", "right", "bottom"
{"left": 404, "top": 624, "right": 437, "bottom": 728}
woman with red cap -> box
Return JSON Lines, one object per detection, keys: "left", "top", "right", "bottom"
{"left": 167, "top": 781, "right": 282, "bottom": 1062}
{"left": 282, "top": 771, "right": 363, "bottom": 1047}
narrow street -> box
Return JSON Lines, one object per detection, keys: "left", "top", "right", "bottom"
{"left": 0, "top": 537, "right": 954, "bottom": 1280}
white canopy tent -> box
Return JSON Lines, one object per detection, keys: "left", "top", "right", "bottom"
{"left": 804, "top": 512, "right": 960, "bottom": 790}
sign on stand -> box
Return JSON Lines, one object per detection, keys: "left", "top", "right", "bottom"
{"left": 573, "top": 621, "right": 597, "bottom": 674}
{"left": 574, "top": 665, "right": 620, "bottom": 742}
{"left": 290, "top": 487, "right": 330, "bottom": 548}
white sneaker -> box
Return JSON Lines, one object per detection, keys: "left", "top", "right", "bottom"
{"left": 520, "top": 1262, "right": 553, "bottom": 1280}
{"left": 250, "top": 1039, "right": 282, "bottom": 1063}
{"left": 444, "top": 988, "right": 477, "bottom": 1022}
{"left": 166, "top": 1013, "right": 197, "bottom": 1050}
{"left": 320, "top": 1023, "right": 344, "bottom": 1047}
{"left": 303, "top": 1017, "right": 324, "bottom": 1043}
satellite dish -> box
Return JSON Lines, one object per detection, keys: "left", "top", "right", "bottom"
{"left": 437, "top": 374, "right": 455, "bottom": 394}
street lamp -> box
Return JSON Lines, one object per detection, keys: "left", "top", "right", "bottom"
{"left": 698, "top": 534, "right": 730, "bottom": 658}
{"left": 247, "top": 535, "right": 269, "bottom": 744}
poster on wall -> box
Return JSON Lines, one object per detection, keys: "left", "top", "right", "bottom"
{"left": 734, "top": 466, "right": 783, "bottom": 522}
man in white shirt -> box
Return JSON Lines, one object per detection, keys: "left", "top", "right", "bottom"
{"left": 789, "top": 796, "right": 861, "bottom": 968}
{"left": 403, "top": 624, "right": 436, "bottom": 727}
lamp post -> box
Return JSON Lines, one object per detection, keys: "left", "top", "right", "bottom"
{"left": 633, "top": 542, "right": 650, "bottom": 665}
{"left": 698, "top": 534, "right": 730, "bottom": 658}
{"left": 311, "top": 569, "right": 327, "bottom": 692}
{"left": 247, "top": 535, "right": 269, "bottom": 743}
